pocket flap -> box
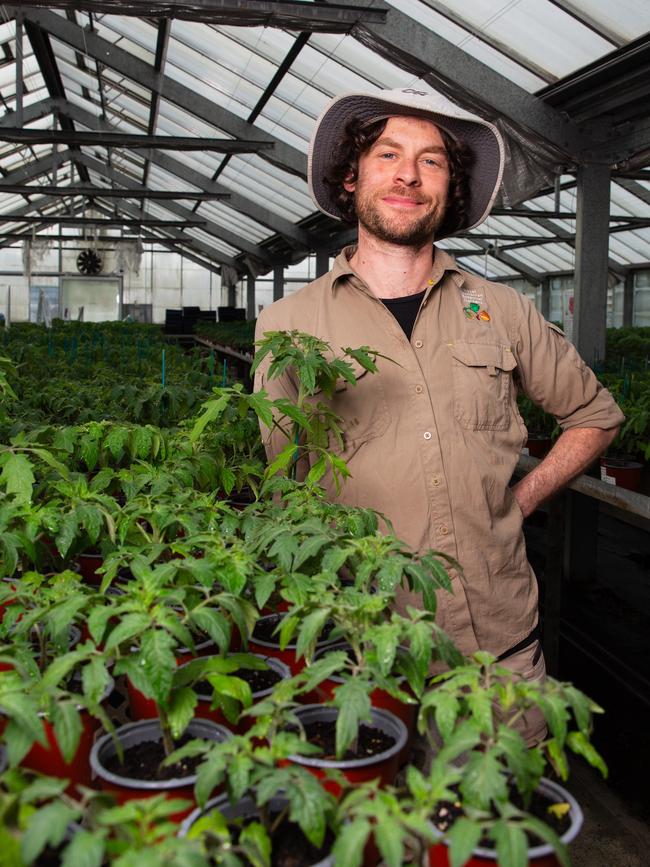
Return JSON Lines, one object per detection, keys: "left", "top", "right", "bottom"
{"left": 448, "top": 341, "right": 516, "bottom": 372}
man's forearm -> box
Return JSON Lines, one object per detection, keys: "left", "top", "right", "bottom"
{"left": 511, "top": 426, "right": 620, "bottom": 518}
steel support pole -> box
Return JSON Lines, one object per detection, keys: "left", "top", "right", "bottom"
{"left": 540, "top": 275, "right": 551, "bottom": 321}
{"left": 273, "top": 264, "right": 284, "bottom": 302}
{"left": 623, "top": 270, "right": 635, "bottom": 327}
{"left": 246, "top": 273, "right": 256, "bottom": 321}
{"left": 316, "top": 249, "right": 330, "bottom": 278}
{"left": 573, "top": 163, "right": 610, "bottom": 367}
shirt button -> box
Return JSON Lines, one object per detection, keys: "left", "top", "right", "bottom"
{"left": 414, "top": 339, "right": 423, "bottom": 348}
{"left": 438, "top": 524, "right": 449, "bottom": 535}
{"left": 432, "top": 476, "right": 441, "bottom": 486}
{"left": 415, "top": 384, "right": 423, "bottom": 394}
{"left": 423, "top": 431, "right": 432, "bottom": 440}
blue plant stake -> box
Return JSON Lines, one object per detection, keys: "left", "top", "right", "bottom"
{"left": 221, "top": 358, "right": 227, "bottom": 387}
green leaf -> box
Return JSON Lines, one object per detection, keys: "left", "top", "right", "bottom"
{"left": 333, "top": 679, "right": 372, "bottom": 759}
{"left": 52, "top": 700, "right": 83, "bottom": 763}
{"left": 227, "top": 753, "right": 254, "bottom": 803}
{"left": 0, "top": 692, "right": 46, "bottom": 748}
{"left": 239, "top": 821, "right": 272, "bottom": 867}
{"left": 21, "top": 801, "right": 78, "bottom": 865}
{"left": 567, "top": 731, "right": 608, "bottom": 778}
{"left": 491, "top": 820, "right": 529, "bottom": 867}
{"left": 374, "top": 818, "right": 404, "bottom": 867}
{"left": 168, "top": 686, "right": 198, "bottom": 740}
{"left": 459, "top": 750, "right": 507, "bottom": 811}
{"left": 82, "top": 656, "right": 112, "bottom": 705}
{"left": 538, "top": 695, "right": 569, "bottom": 746}
{"left": 331, "top": 818, "right": 370, "bottom": 867}
{"left": 447, "top": 817, "right": 482, "bottom": 867}
{"left": 140, "top": 629, "right": 177, "bottom": 705}
{"left": 60, "top": 829, "right": 106, "bottom": 867}
{"left": 190, "top": 608, "right": 231, "bottom": 655}
{"left": 295, "top": 608, "right": 331, "bottom": 662}
{"left": 104, "top": 612, "right": 152, "bottom": 653}
{"left": 1, "top": 453, "right": 35, "bottom": 502}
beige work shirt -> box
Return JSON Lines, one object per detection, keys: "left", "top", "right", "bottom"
{"left": 254, "top": 247, "right": 624, "bottom": 657}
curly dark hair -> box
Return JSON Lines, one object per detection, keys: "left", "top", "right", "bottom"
{"left": 322, "top": 116, "right": 474, "bottom": 237}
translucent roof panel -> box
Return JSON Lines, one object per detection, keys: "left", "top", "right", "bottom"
{"left": 219, "top": 155, "right": 313, "bottom": 222}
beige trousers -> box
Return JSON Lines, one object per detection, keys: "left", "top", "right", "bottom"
{"left": 498, "top": 638, "right": 548, "bottom": 748}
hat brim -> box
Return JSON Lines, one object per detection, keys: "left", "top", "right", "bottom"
{"left": 308, "top": 91, "right": 504, "bottom": 239}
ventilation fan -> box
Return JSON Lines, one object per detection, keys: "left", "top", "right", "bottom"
{"left": 77, "top": 248, "right": 103, "bottom": 275}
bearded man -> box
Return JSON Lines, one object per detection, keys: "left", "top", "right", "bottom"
{"left": 254, "top": 87, "right": 623, "bottom": 745}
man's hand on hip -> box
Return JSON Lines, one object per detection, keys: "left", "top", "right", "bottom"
{"left": 511, "top": 426, "right": 620, "bottom": 518}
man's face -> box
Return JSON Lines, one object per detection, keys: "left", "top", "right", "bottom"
{"left": 344, "top": 116, "right": 451, "bottom": 246}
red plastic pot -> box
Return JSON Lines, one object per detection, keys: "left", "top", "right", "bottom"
{"left": 249, "top": 613, "right": 338, "bottom": 675}
{"left": 428, "top": 778, "right": 584, "bottom": 867}
{"left": 286, "top": 704, "right": 407, "bottom": 794}
{"left": 76, "top": 552, "right": 104, "bottom": 586}
{"left": 179, "top": 792, "right": 335, "bottom": 865}
{"left": 127, "top": 634, "right": 217, "bottom": 719}
{"left": 90, "top": 718, "right": 230, "bottom": 814}
{"left": 21, "top": 675, "right": 114, "bottom": 791}
{"left": 523, "top": 436, "right": 552, "bottom": 458}
{"left": 178, "top": 654, "right": 291, "bottom": 732}
{"left": 600, "top": 457, "right": 643, "bottom": 492}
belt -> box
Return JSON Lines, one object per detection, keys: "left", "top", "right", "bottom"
{"left": 496, "top": 623, "right": 541, "bottom": 662}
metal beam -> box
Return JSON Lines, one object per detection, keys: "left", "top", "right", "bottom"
{"left": 14, "top": 7, "right": 308, "bottom": 179}
{"left": 0, "top": 149, "right": 70, "bottom": 186}
{"left": 544, "top": 0, "right": 622, "bottom": 47}
{"left": 0, "top": 183, "right": 230, "bottom": 200}
{"left": 0, "top": 128, "right": 275, "bottom": 152}
{"left": 16, "top": 1, "right": 387, "bottom": 30}
{"left": 573, "top": 164, "right": 610, "bottom": 366}
{"left": 23, "top": 17, "right": 91, "bottom": 184}
{"left": 2, "top": 216, "right": 207, "bottom": 228}
{"left": 53, "top": 99, "right": 312, "bottom": 248}
{"left": 0, "top": 232, "right": 177, "bottom": 243}
{"left": 74, "top": 150, "right": 271, "bottom": 263}
{"left": 92, "top": 198, "right": 237, "bottom": 270}
{"left": 342, "top": 0, "right": 583, "bottom": 153}
{"left": 0, "top": 100, "right": 54, "bottom": 128}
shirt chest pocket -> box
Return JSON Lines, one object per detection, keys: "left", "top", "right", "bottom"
{"left": 448, "top": 341, "right": 517, "bottom": 431}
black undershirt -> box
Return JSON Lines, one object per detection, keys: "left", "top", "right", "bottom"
{"left": 380, "top": 289, "right": 426, "bottom": 341}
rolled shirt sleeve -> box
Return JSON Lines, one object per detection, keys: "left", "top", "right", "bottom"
{"left": 513, "top": 295, "right": 625, "bottom": 432}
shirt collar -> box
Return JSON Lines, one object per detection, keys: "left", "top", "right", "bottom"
{"left": 329, "top": 244, "right": 466, "bottom": 294}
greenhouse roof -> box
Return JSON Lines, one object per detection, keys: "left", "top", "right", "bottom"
{"left": 1, "top": 0, "right": 649, "bottom": 282}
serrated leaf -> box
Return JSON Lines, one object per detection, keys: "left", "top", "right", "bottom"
{"left": 567, "top": 731, "right": 608, "bottom": 778}
{"left": 374, "top": 817, "right": 404, "bottom": 867}
{"left": 104, "top": 612, "right": 152, "bottom": 653}
{"left": 82, "top": 656, "right": 112, "bottom": 705}
{"left": 60, "top": 829, "right": 106, "bottom": 867}
{"left": 140, "top": 630, "right": 177, "bottom": 705}
{"left": 491, "top": 820, "right": 529, "bottom": 867}
{"left": 190, "top": 608, "right": 231, "bottom": 655}
{"left": 52, "top": 700, "right": 83, "bottom": 763}
{"left": 1, "top": 453, "right": 35, "bottom": 502}
{"left": 447, "top": 817, "right": 482, "bottom": 867}
{"left": 331, "top": 818, "right": 370, "bottom": 867}
{"left": 168, "top": 686, "right": 198, "bottom": 740}
{"left": 333, "top": 679, "right": 372, "bottom": 759}
{"left": 21, "top": 801, "right": 78, "bottom": 865}
{"left": 295, "top": 608, "right": 331, "bottom": 662}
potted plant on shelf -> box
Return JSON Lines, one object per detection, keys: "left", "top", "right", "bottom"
{"left": 516, "top": 395, "right": 559, "bottom": 460}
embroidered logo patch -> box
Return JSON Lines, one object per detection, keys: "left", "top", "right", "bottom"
{"left": 461, "top": 289, "right": 490, "bottom": 322}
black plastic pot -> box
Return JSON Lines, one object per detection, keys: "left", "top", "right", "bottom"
{"left": 90, "top": 718, "right": 230, "bottom": 812}
{"left": 179, "top": 792, "right": 334, "bottom": 866}
{"left": 428, "top": 777, "right": 584, "bottom": 866}
{"left": 287, "top": 704, "right": 407, "bottom": 790}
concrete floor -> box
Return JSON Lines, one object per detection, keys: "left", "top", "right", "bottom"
{"left": 568, "top": 760, "right": 650, "bottom": 867}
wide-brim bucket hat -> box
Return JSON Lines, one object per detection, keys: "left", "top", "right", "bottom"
{"left": 308, "top": 86, "right": 505, "bottom": 238}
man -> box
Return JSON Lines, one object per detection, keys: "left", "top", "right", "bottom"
{"left": 254, "top": 87, "right": 623, "bottom": 744}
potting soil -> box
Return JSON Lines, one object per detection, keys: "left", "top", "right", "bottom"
{"left": 226, "top": 814, "right": 334, "bottom": 867}
{"left": 432, "top": 786, "right": 572, "bottom": 847}
{"left": 104, "top": 732, "right": 202, "bottom": 781}
{"left": 301, "top": 719, "right": 394, "bottom": 760}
